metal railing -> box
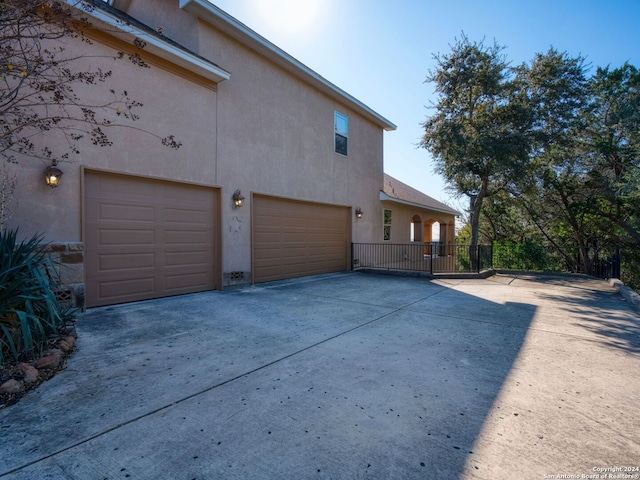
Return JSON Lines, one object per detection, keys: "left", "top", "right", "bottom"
{"left": 591, "top": 247, "right": 621, "bottom": 280}
{"left": 352, "top": 242, "right": 622, "bottom": 279}
{"left": 492, "top": 242, "right": 622, "bottom": 280}
{"left": 351, "top": 243, "right": 493, "bottom": 274}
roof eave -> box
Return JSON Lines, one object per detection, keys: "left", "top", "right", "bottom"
{"left": 69, "top": 0, "right": 231, "bottom": 84}
{"left": 379, "top": 191, "right": 461, "bottom": 217}
{"left": 179, "top": 0, "right": 396, "bottom": 131}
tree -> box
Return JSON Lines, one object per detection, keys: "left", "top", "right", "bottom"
{"left": 421, "top": 34, "right": 528, "bottom": 264}
{"left": 510, "top": 49, "right": 595, "bottom": 272}
{"left": 585, "top": 64, "right": 640, "bottom": 247}
{"left": 426, "top": 36, "right": 639, "bottom": 287}
{"left": 0, "top": 0, "right": 180, "bottom": 230}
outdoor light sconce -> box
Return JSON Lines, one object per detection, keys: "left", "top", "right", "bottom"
{"left": 232, "top": 189, "right": 245, "bottom": 208}
{"left": 355, "top": 207, "right": 363, "bottom": 218}
{"left": 44, "top": 160, "right": 63, "bottom": 188}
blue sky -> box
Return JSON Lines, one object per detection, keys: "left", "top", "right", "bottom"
{"left": 210, "top": 0, "right": 640, "bottom": 208}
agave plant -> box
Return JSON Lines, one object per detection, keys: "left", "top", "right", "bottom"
{"left": 0, "top": 229, "right": 72, "bottom": 367}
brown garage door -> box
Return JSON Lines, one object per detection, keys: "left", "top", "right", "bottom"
{"left": 84, "top": 170, "right": 220, "bottom": 307}
{"left": 252, "top": 194, "right": 350, "bottom": 283}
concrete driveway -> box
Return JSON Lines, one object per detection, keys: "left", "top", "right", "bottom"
{"left": 1, "top": 272, "right": 639, "bottom": 479}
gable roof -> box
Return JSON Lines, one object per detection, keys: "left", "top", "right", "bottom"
{"left": 179, "top": 0, "right": 396, "bottom": 132}
{"left": 76, "top": 0, "right": 231, "bottom": 83}
{"left": 381, "top": 174, "right": 460, "bottom": 216}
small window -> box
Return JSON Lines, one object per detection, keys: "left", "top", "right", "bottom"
{"left": 334, "top": 111, "right": 348, "bottom": 155}
{"left": 383, "top": 209, "right": 392, "bottom": 241}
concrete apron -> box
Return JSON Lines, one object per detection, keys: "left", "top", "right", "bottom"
{"left": 0, "top": 272, "right": 638, "bottom": 479}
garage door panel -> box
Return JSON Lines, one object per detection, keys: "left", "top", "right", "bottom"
{"left": 84, "top": 170, "right": 219, "bottom": 307}
{"left": 98, "top": 203, "right": 156, "bottom": 222}
{"left": 255, "top": 233, "right": 281, "bottom": 244}
{"left": 94, "top": 176, "right": 155, "bottom": 196}
{"left": 252, "top": 195, "right": 349, "bottom": 283}
{"left": 97, "top": 229, "right": 156, "bottom": 246}
{"left": 165, "top": 209, "right": 209, "bottom": 224}
{"left": 165, "top": 271, "right": 210, "bottom": 291}
{"left": 98, "top": 252, "right": 156, "bottom": 271}
{"left": 99, "top": 277, "right": 157, "bottom": 301}
{"left": 164, "top": 250, "right": 210, "bottom": 266}
{"left": 165, "top": 229, "right": 209, "bottom": 245}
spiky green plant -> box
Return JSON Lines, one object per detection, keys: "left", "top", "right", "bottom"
{"left": 0, "top": 229, "right": 73, "bottom": 367}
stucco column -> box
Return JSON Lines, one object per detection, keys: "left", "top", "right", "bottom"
{"left": 424, "top": 222, "right": 433, "bottom": 243}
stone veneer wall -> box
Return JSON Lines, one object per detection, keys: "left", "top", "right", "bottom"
{"left": 45, "top": 242, "right": 84, "bottom": 308}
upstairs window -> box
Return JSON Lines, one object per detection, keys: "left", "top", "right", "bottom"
{"left": 383, "top": 209, "right": 392, "bottom": 241}
{"left": 334, "top": 111, "right": 348, "bottom": 155}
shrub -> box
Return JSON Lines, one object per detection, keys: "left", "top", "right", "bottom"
{"left": 0, "top": 229, "right": 74, "bottom": 367}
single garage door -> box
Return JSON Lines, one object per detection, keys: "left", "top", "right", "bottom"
{"left": 84, "top": 170, "right": 220, "bottom": 307}
{"left": 252, "top": 194, "right": 350, "bottom": 283}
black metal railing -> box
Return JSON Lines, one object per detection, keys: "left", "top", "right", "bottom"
{"left": 351, "top": 242, "right": 622, "bottom": 279}
{"left": 493, "top": 242, "right": 622, "bottom": 280}
{"left": 351, "top": 243, "right": 493, "bottom": 274}
{"left": 592, "top": 247, "right": 621, "bottom": 280}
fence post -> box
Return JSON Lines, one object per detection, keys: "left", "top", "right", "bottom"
{"left": 490, "top": 243, "right": 494, "bottom": 270}
{"left": 350, "top": 242, "right": 354, "bottom": 271}
{"left": 430, "top": 242, "right": 434, "bottom": 275}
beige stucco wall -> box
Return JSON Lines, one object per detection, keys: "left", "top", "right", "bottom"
{"left": 123, "top": 0, "right": 387, "bottom": 265}
{"left": 7, "top": 0, "right": 390, "bottom": 297}
{"left": 112, "top": 0, "right": 387, "bottom": 273}
{"left": 7, "top": 30, "right": 218, "bottom": 242}
{"left": 191, "top": 15, "right": 385, "bottom": 273}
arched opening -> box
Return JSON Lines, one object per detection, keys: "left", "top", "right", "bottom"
{"left": 410, "top": 215, "right": 422, "bottom": 242}
{"left": 424, "top": 220, "right": 440, "bottom": 243}
{"left": 432, "top": 222, "right": 441, "bottom": 242}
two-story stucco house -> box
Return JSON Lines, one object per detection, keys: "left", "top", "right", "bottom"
{"left": 8, "top": 0, "right": 458, "bottom": 308}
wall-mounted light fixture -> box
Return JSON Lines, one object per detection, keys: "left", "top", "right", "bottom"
{"left": 44, "top": 160, "right": 63, "bottom": 188}
{"left": 232, "top": 189, "right": 245, "bottom": 208}
{"left": 355, "top": 207, "right": 363, "bottom": 218}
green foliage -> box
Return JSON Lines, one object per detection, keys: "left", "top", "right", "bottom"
{"left": 492, "top": 240, "right": 554, "bottom": 272}
{"left": 421, "top": 34, "right": 529, "bottom": 250}
{"left": 427, "top": 38, "right": 639, "bottom": 281}
{"left": 0, "top": 229, "right": 73, "bottom": 367}
{"left": 621, "top": 250, "right": 640, "bottom": 293}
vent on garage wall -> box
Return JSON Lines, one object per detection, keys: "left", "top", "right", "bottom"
{"left": 224, "top": 271, "right": 249, "bottom": 286}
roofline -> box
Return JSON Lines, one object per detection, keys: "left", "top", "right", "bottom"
{"left": 379, "top": 191, "right": 461, "bottom": 217}
{"left": 69, "top": 0, "right": 231, "bottom": 83}
{"left": 179, "top": 0, "right": 397, "bottom": 131}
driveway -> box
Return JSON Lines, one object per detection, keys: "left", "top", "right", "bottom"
{"left": 0, "top": 272, "right": 638, "bottom": 479}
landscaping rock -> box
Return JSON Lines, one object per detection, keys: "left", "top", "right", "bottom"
{"left": 35, "top": 351, "right": 63, "bottom": 370}
{"left": 64, "top": 325, "right": 78, "bottom": 338}
{"left": 0, "top": 379, "right": 24, "bottom": 395}
{"left": 17, "top": 363, "right": 39, "bottom": 384}
{"left": 42, "top": 348, "right": 64, "bottom": 358}
{"left": 1, "top": 331, "right": 77, "bottom": 408}
{"left": 57, "top": 336, "right": 76, "bottom": 352}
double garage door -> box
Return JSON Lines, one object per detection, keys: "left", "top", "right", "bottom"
{"left": 84, "top": 172, "right": 351, "bottom": 307}
{"left": 84, "top": 170, "right": 220, "bottom": 307}
{"left": 252, "top": 194, "right": 350, "bottom": 284}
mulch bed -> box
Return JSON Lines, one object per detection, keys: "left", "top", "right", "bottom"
{"left": 0, "top": 326, "right": 77, "bottom": 409}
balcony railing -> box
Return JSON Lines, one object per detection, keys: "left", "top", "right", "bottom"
{"left": 351, "top": 243, "right": 493, "bottom": 274}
